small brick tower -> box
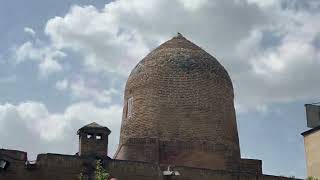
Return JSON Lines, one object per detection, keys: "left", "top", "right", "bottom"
{"left": 77, "top": 122, "right": 111, "bottom": 158}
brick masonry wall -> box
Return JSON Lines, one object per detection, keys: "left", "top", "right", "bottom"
{"left": 115, "top": 35, "right": 241, "bottom": 171}
{"left": 109, "top": 160, "right": 299, "bottom": 180}
{"left": 0, "top": 151, "right": 300, "bottom": 180}
{"left": 79, "top": 132, "right": 109, "bottom": 158}
{"left": 0, "top": 153, "right": 97, "bottom": 180}
{"left": 240, "top": 158, "right": 262, "bottom": 174}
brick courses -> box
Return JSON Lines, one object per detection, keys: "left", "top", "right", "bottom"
{"left": 115, "top": 33, "right": 240, "bottom": 171}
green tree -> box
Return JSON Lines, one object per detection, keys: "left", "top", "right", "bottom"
{"left": 95, "top": 160, "right": 110, "bottom": 180}
{"left": 78, "top": 173, "right": 85, "bottom": 180}
{"left": 79, "top": 160, "right": 110, "bottom": 180}
{"left": 307, "top": 177, "right": 319, "bottom": 180}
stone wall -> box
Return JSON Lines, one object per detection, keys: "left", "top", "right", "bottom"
{"left": 109, "top": 160, "right": 162, "bottom": 180}
{"left": 36, "top": 154, "right": 84, "bottom": 180}
{"left": 0, "top": 149, "right": 40, "bottom": 180}
{"left": 79, "top": 132, "right": 109, "bottom": 158}
{"left": 0, "top": 150, "right": 299, "bottom": 180}
{"left": 240, "top": 158, "right": 262, "bottom": 174}
{"left": 0, "top": 151, "right": 90, "bottom": 180}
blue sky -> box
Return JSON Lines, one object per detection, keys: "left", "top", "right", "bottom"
{"left": 1, "top": 0, "right": 320, "bottom": 178}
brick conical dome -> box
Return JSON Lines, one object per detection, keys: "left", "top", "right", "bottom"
{"left": 115, "top": 33, "right": 241, "bottom": 171}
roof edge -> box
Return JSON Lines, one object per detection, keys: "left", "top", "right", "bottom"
{"left": 301, "top": 125, "right": 320, "bottom": 136}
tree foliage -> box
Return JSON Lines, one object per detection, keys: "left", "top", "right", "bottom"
{"left": 79, "top": 160, "right": 110, "bottom": 180}
{"left": 95, "top": 160, "right": 110, "bottom": 180}
{"left": 307, "top": 177, "right": 319, "bottom": 180}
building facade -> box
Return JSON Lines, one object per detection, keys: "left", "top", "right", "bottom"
{"left": 0, "top": 34, "right": 299, "bottom": 180}
{"left": 302, "top": 126, "right": 320, "bottom": 178}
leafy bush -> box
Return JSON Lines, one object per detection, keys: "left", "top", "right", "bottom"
{"left": 95, "top": 160, "right": 110, "bottom": 180}
{"left": 307, "top": 177, "right": 319, "bottom": 180}
{"left": 79, "top": 160, "right": 110, "bottom": 180}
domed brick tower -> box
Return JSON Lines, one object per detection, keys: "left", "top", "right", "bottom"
{"left": 114, "top": 33, "right": 241, "bottom": 171}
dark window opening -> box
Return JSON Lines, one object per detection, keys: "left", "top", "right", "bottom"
{"left": 127, "top": 97, "right": 133, "bottom": 118}
{"left": 0, "top": 159, "right": 9, "bottom": 171}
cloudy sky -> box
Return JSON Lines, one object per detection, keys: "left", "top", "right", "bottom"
{"left": 1, "top": 0, "right": 320, "bottom": 177}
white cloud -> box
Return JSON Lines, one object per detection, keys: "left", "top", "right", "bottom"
{"left": 232, "top": 4, "right": 320, "bottom": 110}
{"left": 55, "top": 78, "right": 119, "bottom": 104}
{"left": 16, "top": 41, "right": 42, "bottom": 62}
{"left": 45, "top": 5, "right": 150, "bottom": 75}
{"left": 55, "top": 79, "right": 69, "bottom": 90}
{"left": 70, "top": 79, "right": 118, "bottom": 103}
{"left": 0, "top": 101, "right": 122, "bottom": 158}
{"left": 246, "top": 0, "right": 279, "bottom": 8}
{"left": 177, "top": 0, "right": 208, "bottom": 11}
{"left": 44, "top": 0, "right": 265, "bottom": 76}
{"left": 39, "top": 58, "right": 63, "bottom": 76}
{"left": 15, "top": 41, "right": 66, "bottom": 76}
{"left": 14, "top": 0, "right": 320, "bottom": 111}
{"left": 24, "top": 27, "right": 36, "bottom": 36}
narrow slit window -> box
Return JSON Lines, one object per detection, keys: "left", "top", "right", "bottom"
{"left": 127, "top": 97, "right": 133, "bottom": 118}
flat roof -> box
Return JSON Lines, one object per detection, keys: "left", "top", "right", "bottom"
{"left": 301, "top": 125, "right": 320, "bottom": 136}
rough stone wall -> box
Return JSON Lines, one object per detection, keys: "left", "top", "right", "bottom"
{"left": 166, "top": 166, "right": 296, "bottom": 180}
{"left": 109, "top": 160, "right": 297, "bottom": 180}
{"left": 0, "top": 149, "right": 40, "bottom": 180}
{"left": 240, "top": 158, "right": 262, "bottom": 174}
{"left": 109, "top": 160, "right": 162, "bottom": 180}
{"left": 0, "top": 150, "right": 299, "bottom": 180}
{"left": 115, "top": 138, "right": 160, "bottom": 163}
{"left": 0, "top": 153, "right": 98, "bottom": 180}
{"left": 115, "top": 35, "right": 241, "bottom": 171}
{"left": 35, "top": 154, "right": 80, "bottom": 180}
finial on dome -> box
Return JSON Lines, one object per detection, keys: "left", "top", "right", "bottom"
{"left": 175, "top": 32, "right": 186, "bottom": 39}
